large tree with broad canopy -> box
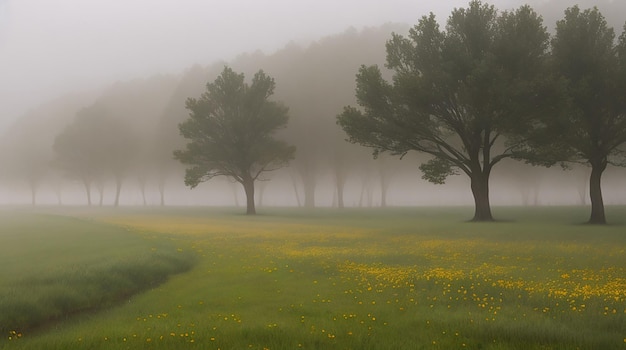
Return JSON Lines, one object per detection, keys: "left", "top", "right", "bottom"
{"left": 337, "top": 1, "right": 552, "bottom": 221}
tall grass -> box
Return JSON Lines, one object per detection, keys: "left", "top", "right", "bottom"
{"left": 2, "top": 206, "right": 625, "bottom": 349}
{"left": 0, "top": 211, "right": 196, "bottom": 337}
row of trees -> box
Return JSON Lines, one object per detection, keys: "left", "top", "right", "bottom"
{"left": 337, "top": 1, "right": 626, "bottom": 224}
{"left": 0, "top": 25, "right": 398, "bottom": 208}
{"left": 174, "top": 1, "right": 625, "bottom": 223}
{"left": 0, "top": 75, "right": 179, "bottom": 206}
{"left": 1, "top": 1, "right": 624, "bottom": 224}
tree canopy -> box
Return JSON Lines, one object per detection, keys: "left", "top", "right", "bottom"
{"left": 518, "top": 6, "right": 626, "bottom": 224}
{"left": 174, "top": 66, "right": 295, "bottom": 214}
{"left": 53, "top": 103, "right": 136, "bottom": 206}
{"left": 338, "top": 0, "right": 551, "bottom": 221}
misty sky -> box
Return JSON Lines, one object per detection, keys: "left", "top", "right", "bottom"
{"left": 0, "top": 0, "right": 524, "bottom": 130}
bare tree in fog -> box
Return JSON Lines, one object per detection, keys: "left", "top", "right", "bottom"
{"left": 174, "top": 67, "right": 295, "bottom": 215}
{"left": 339, "top": 2, "right": 551, "bottom": 221}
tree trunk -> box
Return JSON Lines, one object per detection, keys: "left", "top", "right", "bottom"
{"left": 520, "top": 187, "right": 530, "bottom": 206}
{"left": 577, "top": 180, "right": 587, "bottom": 206}
{"left": 378, "top": 159, "right": 392, "bottom": 208}
{"left": 359, "top": 171, "right": 371, "bottom": 207}
{"left": 298, "top": 164, "right": 316, "bottom": 208}
{"left": 158, "top": 181, "right": 165, "bottom": 206}
{"left": 138, "top": 177, "right": 147, "bottom": 206}
{"left": 242, "top": 175, "right": 256, "bottom": 215}
{"left": 333, "top": 164, "right": 346, "bottom": 209}
{"left": 380, "top": 177, "right": 391, "bottom": 208}
{"left": 380, "top": 187, "right": 387, "bottom": 208}
{"left": 30, "top": 182, "right": 37, "bottom": 206}
{"left": 303, "top": 180, "right": 315, "bottom": 208}
{"left": 358, "top": 185, "right": 364, "bottom": 207}
{"left": 141, "top": 187, "right": 147, "bottom": 206}
{"left": 114, "top": 176, "right": 123, "bottom": 207}
{"left": 577, "top": 167, "right": 589, "bottom": 206}
{"left": 336, "top": 180, "right": 345, "bottom": 209}
{"left": 83, "top": 180, "right": 92, "bottom": 206}
{"left": 290, "top": 173, "right": 301, "bottom": 207}
{"left": 470, "top": 172, "right": 493, "bottom": 222}
{"left": 588, "top": 160, "right": 607, "bottom": 224}
{"left": 231, "top": 182, "right": 240, "bottom": 207}
{"left": 257, "top": 181, "right": 266, "bottom": 207}
{"left": 97, "top": 184, "right": 104, "bottom": 206}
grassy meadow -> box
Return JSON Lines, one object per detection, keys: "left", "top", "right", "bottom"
{"left": 0, "top": 211, "right": 196, "bottom": 340}
{"left": 1, "top": 206, "right": 625, "bottom": 349}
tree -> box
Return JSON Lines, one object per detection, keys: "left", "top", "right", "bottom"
{"left": 53, "top": 103, "right": 137, "bottom": 206}
{"left": 525, "top": 6, "right": 626, "bottom": 224}
{"left": 96, "top": 74, "right": 178, "bottom": 207}
{"left": 155, "top": 64, "right": 209, "bottom": 206}
{"left": 174, "top": 67, "right": 295, "bottom": 215}
{"left": 105, "top": 123, "right": 137, "bottom": 207}
{"left": 0, "top": 126, "right": 52, "bottom": 206}
{"left": 53, "top": 105, "right": 106, "bottom": 205}
{"left": 337, "top": 1, "right": 551, "bottom": 221}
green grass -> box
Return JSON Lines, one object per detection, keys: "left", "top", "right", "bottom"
{"left": 0, "top": 210, "right": 196, "bottom": 338}
{"left": 1, "top": 206, "right": 625, "bottom": 349}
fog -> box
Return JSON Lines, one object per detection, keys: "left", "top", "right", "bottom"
{"left": 0, "top": 0, "right": 491, "bottom": 128}
{"left": 0, "top": 0, "right": 625, "bottom": 208}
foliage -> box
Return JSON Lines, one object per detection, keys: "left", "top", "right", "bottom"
{"left": 174, "top": 66, "right": 295, "bottom": 214}
{"left": 549, "top": 6, "right": 626, "bottom": 166}
{"left": 337, "top": 1, "right": 551, "bottom": 221}
{"left": 418, "top": 157, "right": 459, "bottom": 185}
{"left": 516, "top": 6, "right": 626, "bottom": 224}
{"left": 53, "top": 103, "right": 137, "bottom": 205}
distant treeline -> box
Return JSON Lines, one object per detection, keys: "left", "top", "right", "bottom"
{"left": 0, "top": 1, "right": 624, "bottom": 220}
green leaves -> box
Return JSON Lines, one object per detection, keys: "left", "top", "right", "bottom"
{"left": 338, "top": 0, "right": 554, "bottom": 221}
{"left": 338, "top": 0, "right": 551, "bottom": 167}
{"left": 419, "top": 158, "right": 459, "bottom": 184}
{"left": 548, "top": 5, "right": 626, "bottom": 163}
{"left": 174, "top": 66, "right": 295, "bottom": 189}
